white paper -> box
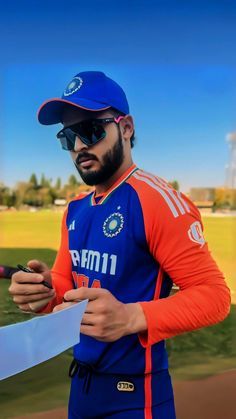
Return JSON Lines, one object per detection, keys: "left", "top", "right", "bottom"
{"left": 0, "top": 300, "right": 88, "bottom": 380}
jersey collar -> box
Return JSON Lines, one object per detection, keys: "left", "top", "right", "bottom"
{"left": 91, "top": 164, "right": 138, "bottom": 206}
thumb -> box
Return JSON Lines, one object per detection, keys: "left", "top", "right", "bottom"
{"left": 27, "top": 259, "right": 49, "bottom": 273}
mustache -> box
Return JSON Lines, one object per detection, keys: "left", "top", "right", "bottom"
{"left": 75, "top": 152, "right": 98, "bottom": 165}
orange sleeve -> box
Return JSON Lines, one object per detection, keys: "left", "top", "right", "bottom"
{"left": 127, "top": 175, "right": 231, "bottom": 347}
{"left": 40, "top": 208, "right": 73, "bottom": 313}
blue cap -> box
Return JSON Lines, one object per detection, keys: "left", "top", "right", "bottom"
{"left": 38, "top": 71, "right": 129, "bottom": 125}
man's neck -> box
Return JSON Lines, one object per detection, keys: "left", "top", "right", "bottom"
{"left": 94, "top": 158, "right": 134, "bottom": 195}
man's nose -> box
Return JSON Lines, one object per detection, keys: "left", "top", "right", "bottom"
{"left": 73, "top": 136, "right": 88, "bottom": 152}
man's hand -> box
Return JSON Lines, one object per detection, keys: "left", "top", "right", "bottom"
{"left": 9, "top": 260, "right": 55, "bottom": 312}
{"left": 53, "top": 288, "right": 147, "bottom": 342}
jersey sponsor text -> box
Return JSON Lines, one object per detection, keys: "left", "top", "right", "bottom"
{"left": 69, "top": 249, "right": 117, "bottom": 275}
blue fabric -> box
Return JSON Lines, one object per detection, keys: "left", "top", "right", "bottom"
{"left": 68, "top": 369, "right": 175, "bottom": 418}
{"left": 65, "top": 183, "right": 170, "bottom": 374}
{"left": 106, "top": 400, "right": 176, "bottom": 419}
{"left": 38, "top": 71, "right": 129, "bottom": 125}
{"left": 65, "top": 179, "right": 176, "bottom": 417}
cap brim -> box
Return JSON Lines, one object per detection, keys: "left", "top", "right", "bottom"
{"left": 37, "top": 98, "right": 111, "bottom": 125}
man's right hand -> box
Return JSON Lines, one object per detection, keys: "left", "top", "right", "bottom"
{"left": 9, "top": 260, "right": 55, "bottom": 312}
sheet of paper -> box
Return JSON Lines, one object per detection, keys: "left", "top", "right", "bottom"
{"left": 0, "top": 300, "right": 87, "bottom": 380}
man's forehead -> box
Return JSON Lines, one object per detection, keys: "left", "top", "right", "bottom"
{"left": 62, "top": 107, "right": 113, "bottom": 125}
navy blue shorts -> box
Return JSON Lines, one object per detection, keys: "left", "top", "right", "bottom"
{"left": 68, "top": 361, "right": 176, "bottom": 418}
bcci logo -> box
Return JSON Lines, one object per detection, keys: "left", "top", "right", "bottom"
{"left": 64, "top": 77, "right": 83, "bottom": 96}
{"left": 103, "top": 212, "right": 124, "bottom": 238}
{"left": 188, "top": 221, "right": 205, "bottom": 247}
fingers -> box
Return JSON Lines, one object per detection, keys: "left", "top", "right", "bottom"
{"left": 9, "top": 271, "right": 54, "bottom": 300}
{"left": 53, "top": 302, "right": 75, "bottom": 313}
{"left": 9, "top": 282, "right": 54, "bottom": 296}
{"left": 26, "top": 260, "right": 52, "bottom": 284}
{"left": 64, "top": 287, "right": 109, "bottom": 302}
{"left": 29, "top": 296, "right": 55, "bottom": 312}
{"left": 81, "top": 312, "right": 96, "bottom": 326}
{"left": 80, "top": 314, "right": 105, "bottom": 339}
{"left": 27, "top": 259, "right": 49, "bottom": 273}
{"left": 18, "top": 303, "right": 31, "bottom": 312}
{"left": 80, "top": 324, "right": 94, "bottom": 337}
{"left": 11, "top": 271, "right": 44, "bottom": 285}
{"left": 9, "top": 266, "right": 54, "bottom": 310}
{"left": 80, "top": 323, "right": 112, "bottom": 342}
{"left": 12, "top": 289, "right": 55, "bottom": 305}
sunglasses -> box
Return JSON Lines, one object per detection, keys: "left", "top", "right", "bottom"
{"left": 56, "top": 116, "right": 124, "bottom": 150}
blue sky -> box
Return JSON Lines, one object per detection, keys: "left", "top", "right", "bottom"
{"left": 1, "top": 0, "right": 236, "bottom": 192}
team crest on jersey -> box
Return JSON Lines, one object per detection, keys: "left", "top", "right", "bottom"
{"left": 188, "top": 221, "right": 205, "bottom": 247}
{"left": 64, "top": 77, "right": 83, "bottom": 96}
{"left": 103, "top": 212, "right": 124, "bottom": 238}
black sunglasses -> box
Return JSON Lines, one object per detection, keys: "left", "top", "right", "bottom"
{"left": 56, "top": 116, "right": 124, "bottom": 150}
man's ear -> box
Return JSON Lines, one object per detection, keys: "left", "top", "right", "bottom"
{"left": 120, "top": 115, "right": 134, "bottom": 141}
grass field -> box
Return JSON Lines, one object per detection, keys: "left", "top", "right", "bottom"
{"left": 0, "top": 210, "right": 235, "bottom": 298}
{"left": 0, "top": 210, "right": 235, "bottom": 418}
{"left": 201, "top": 215, "right": 236, "bottom": 300}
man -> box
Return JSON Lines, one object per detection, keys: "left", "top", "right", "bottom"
{"left": 9, "top": 71, "right": 231, "bottom": 419}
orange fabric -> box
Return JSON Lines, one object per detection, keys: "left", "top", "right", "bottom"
{"left": 40, "top": 208, "right": 73, "bottom": 313}
{"left": 144, "top": 346, "right": 152, "bottom": 419}
{"left": 154, "top": 268, "right": 164, "bottom": 300}
{"left": 143, "top": 266, "right": 164, "bottom": 418}
{"left": 127, "top": 175, "right": 231, "bottom": 347}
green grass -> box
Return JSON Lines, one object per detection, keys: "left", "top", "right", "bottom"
{"left": 0, "top": 211, "right": 235, "bottom": 299}
{"left": 203, "top": 216, "right": 236, "bottom": 300}
{"left": 0, "top": 210, "right": 63, "bottom": 250}
{"left": 0, "top": 210, "right": 235, "bottom": 417}
{"left": 168, "top": 304, "right": 236, "bottom": 380}
{"left": 0, "top": 250, "right": 56, "bottom": 327}
{"left": 0, "top": 354, "right": 71, "bottom": 419}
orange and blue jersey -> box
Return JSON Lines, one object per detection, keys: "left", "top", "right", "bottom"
{"left": 45, "top": 164, "right": 230, "bottom": 417}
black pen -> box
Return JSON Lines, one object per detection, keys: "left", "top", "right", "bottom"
{"left": 17, "top": 264, "right": 53, "bottom": 289}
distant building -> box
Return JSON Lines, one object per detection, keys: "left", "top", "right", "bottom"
{"left": 54, "top": 199, "right": 67, "bottom": 206}
{"left": 188, "top": 131, "right": 236, "bottom": 211}
{"left": 189, "top": 187, "right": 215, "bottom": 209}
{"left": 226, "top": 131, "right": 236, "bottom": 189}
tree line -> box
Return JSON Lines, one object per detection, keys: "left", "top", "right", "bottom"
{"left": 0, "top": 175, "right": 180, "bottom": 209}
{"left": 0, "top": 174, "right": 92, "bottom": 208}
{"left": 3, "top": 175, "right": 235, "bottom": 211}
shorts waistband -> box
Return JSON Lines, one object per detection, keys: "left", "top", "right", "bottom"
{"left": 69, "top": 358, "right": 170, "bottom": 395}
{"left": 69, "top": 359, "right": 94, "bottom": 394}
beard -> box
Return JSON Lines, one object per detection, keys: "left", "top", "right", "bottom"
{"left": 74, "top": 130, "right": 125, "bottom": 186}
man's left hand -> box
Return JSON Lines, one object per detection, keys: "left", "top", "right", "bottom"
{"left": 53, "top": 288, "right": 147, "bottom": 342}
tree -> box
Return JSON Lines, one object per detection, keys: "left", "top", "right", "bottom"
{"left": 29, "top": 173, "right": 38, "bottom": 188}
{"left": 40, "top": 174, "right": 51, "bottom": 188}
{"left": 14, "top": 181, "right": 32, "bottom": 208}
{"left": 212, "top": 188, "right": 236, "bottom": 211}
{"left": 0, "top": 184, "right": 7, "bottom": 205}
{"left": 0, "top": 185, "right": 16, "bottom": 207}
{"left": 169, "top": 180, "right": 180, "bottom": 191}
{"left": 55, "top": 177, "right": 61, "bottom": 190}
{"left": 4, "top": 191, "right": 17, "bottom": 207}
{"left": 68, "top": 174, "right": 79, "bottom": 187}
